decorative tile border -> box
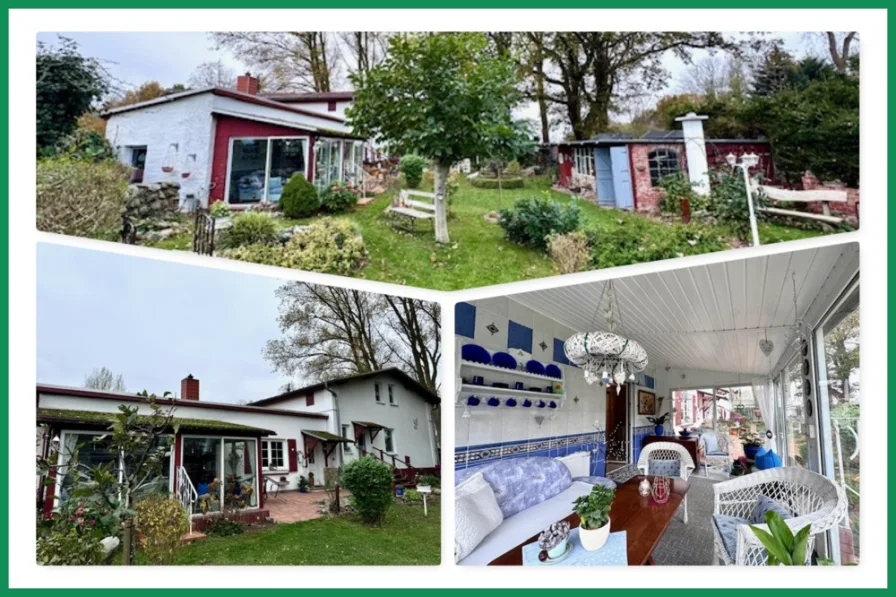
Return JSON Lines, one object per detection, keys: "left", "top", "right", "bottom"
{"left": 455, "top": 430, "right": 606, "bottom": 470}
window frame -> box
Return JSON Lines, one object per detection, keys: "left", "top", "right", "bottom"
{"left": 261, "top": 438, "right": 287, "bottom": 472}
{"left": 223, "top": 136, "right": 310, "bottom": 206}
{"left": 375, "top": 382, "right": 382, "bottom": 404}
{"left": 647, "top": 148, "right": 681, "bottom": 186}
{"left": 341, "top": 424, "right": 353, "bottom": 454}
{"left": 388, "top": 384, "right": 397, "bottom": 406}
{"left": 383, "top": 428, "right": 396, "bottom": 454}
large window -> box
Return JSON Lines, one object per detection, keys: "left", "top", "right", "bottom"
{"left": 314, "top": 138, "right": 364, "bottom": 190}
{"left": 648, "top": 149, "right": 680, "bottom": 186}
{"left": 261, "top": 439, "right": 285, "bottom": 471}
{"left": 573, "top": 147, "right": 594, "bottom": 176}
{"left": 227, "top": 137, "right": 307, "bottom": 205}
{"left": 783, "top": 355, "right": 808, "bottom": 468}
{"left": 182, "top": 436, "right": 258, "bottom": 514}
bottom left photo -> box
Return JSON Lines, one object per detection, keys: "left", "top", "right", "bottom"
{"left": 35, "top": 243, "right": 442, "bottom": 566}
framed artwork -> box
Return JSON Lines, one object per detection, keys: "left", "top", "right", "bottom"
{"left": 638, "top": 390, "right": 657, "bottom": 415}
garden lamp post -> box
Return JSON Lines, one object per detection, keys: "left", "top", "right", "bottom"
{"left": 726, "top": 152, "right": 761, "bottom": 247}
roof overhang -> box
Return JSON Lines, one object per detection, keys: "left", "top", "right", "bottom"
{"left": 37, "top": 408, "right": 275, "bottom": 437}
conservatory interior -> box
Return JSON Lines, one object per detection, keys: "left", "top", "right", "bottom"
{"left": 454, "top": 242, "right": 859, "bottom": 566}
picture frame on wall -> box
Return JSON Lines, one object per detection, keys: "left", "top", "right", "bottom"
{"left": 638, "top": 390, "right": 657, "bottom": 415}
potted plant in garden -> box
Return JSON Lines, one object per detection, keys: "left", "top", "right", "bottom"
{"left": 647, "top": 412, "right": 671, "bottom": 436}
{"left": 742, "top": 431, "right": 765, "bottom": 460}
{"left": 298, "top": 475, "right": 309, "bottom": 493}
{"left": 572, "top": 484, "right": 615, "bottom": 551}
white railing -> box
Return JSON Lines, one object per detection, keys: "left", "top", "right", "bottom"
{"left": 177, "top": 466, "right": 198, "bottom": 534}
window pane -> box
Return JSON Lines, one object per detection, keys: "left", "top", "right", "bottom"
{"left": 229, "top": 139, "right": 268, "bottom": 204}
{"left": 384, "top": 430, "right": 394, "bottom": 453}
{"left": 783, "top": 356, "right": 808, "bottom": 469}
{"left": 267, "top": 139, "right": 306, "bottom": 203}
{"left": 183, "top": 437, "right": 222, "bottom": 514}
{"left": 223, "top": 438, "right": 258, "bottom": 509}
{"left": 314, "top": 140, "right": 329, "bottom": 191}
{"left": 818, "top": 295, "right": 860, "bottom": 563}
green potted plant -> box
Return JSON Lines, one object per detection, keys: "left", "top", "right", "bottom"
{"left": 572, "top": 484, "right": 615, "bottom": 551}
{"left": 647, "top": 412, "right": 671, "bottom": 436}
{"left": 298, "top": 475, "right": 309, "bottom": 493}
{"left": 750, "top": 510, "right": 811, "bottom": 565}
{"left": 742, "top": 431, "right": 765, "bottom": 460}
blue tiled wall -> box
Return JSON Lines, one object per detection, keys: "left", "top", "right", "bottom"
{"left": 456, "top": 431, "right": 607, "bottom": 477}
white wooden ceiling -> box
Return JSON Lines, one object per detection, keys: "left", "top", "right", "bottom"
{"left": 511, "top": 244, "right": 859, "bottom": 376}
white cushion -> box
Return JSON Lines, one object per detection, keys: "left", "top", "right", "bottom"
{"left": 555, "top": 451, "right": 590, "bottom": 478}
{"left": 454, "top": 475, "right": 504, "bottom": 563}
{"left": 458, "top": 481, "right": 595, "bottom": 565}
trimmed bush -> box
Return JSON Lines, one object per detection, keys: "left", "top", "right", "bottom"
{"left": 320, "top": 181, "right": 360, "bottom": 213}
{"left": 591, "top": 218, "right": 727, "bottom": 268}
{"left": 470, "top": 176, "right": 524, "bottom": 190}
{"left": 498, "top": 194, "right": 582, "bottom": 251}
{"left": 134, "top": 495, "right": 189, "bottom": 565}
{"left": 399, "top": 154, "right": 426, "bottom": 189}
{"left": 279, "top": 173, "right": 319, "bottom": 218}
{"left": 225, "top": 218, "right": 367, "bottom": 275}
{"left": 36, "top": 157, "right": 130, "bottom": 239}
{"left": 226, "top": 212, "right": 279, "bottom": 247}
{"left": 341, "top": 456, "right": 394, "bottom": 524}
{"left": 706, "top": 169, "right": 768, "bottom": 240}
{"left": 504, "top": 160, "right": 522, "bottom": 177}
{"left": 209, "top": 200, "right": 230, "bottom": 217}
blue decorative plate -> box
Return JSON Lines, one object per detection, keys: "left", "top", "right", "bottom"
{"left": 526, "top": 360, "right": 546, "bottom": 375}
{"left": 545, "top": 364, "right": 562, "bottom": 379}
{"left": 492, "top": 352, "right": 517, "bottom": 370}
{"left": 462, "top": 344, "right": 491, "bottom": 365}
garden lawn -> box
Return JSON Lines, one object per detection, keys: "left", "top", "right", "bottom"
{"left": 169, "top": 503, "right": 440, "bottom": 565}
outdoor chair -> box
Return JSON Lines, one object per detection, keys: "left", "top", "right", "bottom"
{"left": 711, "top": 467, "right": 848, "bottom": 565}
{"left": 698, "top": 430, "right": 733, "bottom": 476}
{"left": 264, "top": 476, "right": 288, "bottom": 501}
{"left": 637, "top": 441, "right": 696, "bottom": 523}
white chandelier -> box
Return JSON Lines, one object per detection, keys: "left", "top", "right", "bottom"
{"left": 564, "top": 280, "right": 648, "bottom": 390}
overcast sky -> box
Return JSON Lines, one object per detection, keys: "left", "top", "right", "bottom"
{"left": 37, "top": 243, "right": 294, "bottom": 404}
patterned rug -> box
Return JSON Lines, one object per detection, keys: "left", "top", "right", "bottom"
{"left": 652, "top": 475, "right": 721, "bottom": 566}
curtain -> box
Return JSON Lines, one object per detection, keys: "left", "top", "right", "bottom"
{"left": 752, "top": 377, "right": 778, "bottom": 453}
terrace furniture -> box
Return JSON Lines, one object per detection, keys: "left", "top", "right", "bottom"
{"left": 385, "top": 190, "right": 436, "bottom": 230}
{"left": 643, "top": 435, "right": 699, "bottom": 465}
{"left": 753, "top": 182, "right": 848, "bottom": 226}
{"left": 711, "top": 467, "right": 848, "bottom": 566}
{"left": 637, "top": 441, "right": 695, "bottom": 523}
{"left": 698, "top": 431, "right": 733, "bottom": 477}
{"left": 264, "top": 476, "right": 288, "bottom": 501}
{"left": 489, "top": 475, "right": 689, "bottom": 566}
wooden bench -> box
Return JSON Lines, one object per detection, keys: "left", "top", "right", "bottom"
{"left": 385, "top": 190, "right": 436, "bottom": 230}
{"left": 753, "top": 183, "right": 848, "bottom": 225}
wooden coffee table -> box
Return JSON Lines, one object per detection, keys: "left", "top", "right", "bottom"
{"left": 489, "top": 475, "right": 689, "bottom": 566}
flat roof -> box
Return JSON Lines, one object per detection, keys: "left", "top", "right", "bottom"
{"left": 37, "top": 408, "right": 276, "bottom": 436}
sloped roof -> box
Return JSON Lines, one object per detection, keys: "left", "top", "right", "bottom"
{"left": 37, "top": 408, "right": 275, "bottom": 436}
{"left": 302, "top": 430, "right": 353, "bottom": 443}
{"left": 249, "top": 368, "right": 440, "bottom": 407}
{"left": 263, "top": 91, "right": 354, "bottom": 103}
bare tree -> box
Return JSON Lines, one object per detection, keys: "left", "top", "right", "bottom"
{"left": 264, "top": 282, "right": 391, "bottom": 381}
{"left": 381, "top": 297, "right": 441, "bottom": 392}
{"left": 825, "top": 32, "right": 858, "bottom": 74}
{"left": 337, "top": 32, "right": 389, "bottom": 83}
{"left": 84, "top": 366, "right": 127, "bottom": 392}
{"left": 188, "top": 60, "right": 236, "bottom": 88}
{"left": 212, "top": 32, "right": 338, "bottom": 92}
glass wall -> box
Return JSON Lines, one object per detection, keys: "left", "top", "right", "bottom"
{"left": 182, "top": 436, "right": 259, "bottom": 514}
{"left": 228, "top": 137, "right": 308, "bottom": 205}
{"left": 268, "top": 139, "right": 307, "bottom": 202}
{"left": 783, "top": 355, "right": 808, "bottom": 468}
{"left": 314, "top": 138, "right": 364, "bottom": 190}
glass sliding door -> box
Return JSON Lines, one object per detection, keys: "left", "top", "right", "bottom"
{"left": 228, "top": 139, "right": 269, "bottom": 204}
{"left": 267, "top": 139, "right": 307, "bottom": 203}
{"left": 223, "top": 439, "right": 258, "bottom": 509}
{"left": 182, "top": 436, "right": 259, "bottom": 514}
{"left": 314, "top": 138, "right": 345, "bottom": 191}
{"left": 815, "top": 284, "right": 860, "bottom": 563}
{"left": 183, "top": 437, "right": 222, "bottom": 514}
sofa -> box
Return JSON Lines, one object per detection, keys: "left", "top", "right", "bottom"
{"left": 455, "top": 454, "right": 615, "bottom": 565}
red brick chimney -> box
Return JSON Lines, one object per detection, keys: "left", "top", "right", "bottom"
{"left": 236, "top": 73, "right": 259, "bottom": 95}
{"left": 181, "top": 374, "right": 200, "bottom": 401}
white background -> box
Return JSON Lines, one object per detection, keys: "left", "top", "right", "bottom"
{"left": 10, "top": 8, "right": 888, "bottom": 589}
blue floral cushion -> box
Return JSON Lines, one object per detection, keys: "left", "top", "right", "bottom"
{"left": 712, "top": 514, "right": 750, "bottom": 560}
{"left": 751, "top": 495, "right": 794, "bottom": 524}
{"left": 469, "top": 457, "right": 572, "bottom": 519}
{"left": 572, "top": 476, "right": 617, "bottom": 490}
{"left": 648, "top": 459, "right": 681, "bottom": 477}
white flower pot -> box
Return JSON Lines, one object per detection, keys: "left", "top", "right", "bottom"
{"left": 579, "top": 519, "right": 611, "bottom": 552}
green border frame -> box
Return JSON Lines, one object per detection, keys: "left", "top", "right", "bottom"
{"left": 6, "top": 5, "right": 892, "bottom": 590}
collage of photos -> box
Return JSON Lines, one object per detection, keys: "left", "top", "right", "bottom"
{"left": 27, "top": 22, "right": 868, "bottom": 579}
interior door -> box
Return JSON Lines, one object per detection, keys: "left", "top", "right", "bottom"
{"left": 610, "top": 145, "right": 635, "bottom": 210}
{"left": 605, "top": 385, "right": 628, "bottom": 462}
{"left": 595, "top": 147, "right": 615, "bottom": 206}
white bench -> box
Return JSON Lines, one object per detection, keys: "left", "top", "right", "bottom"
{"left": 753, "top": 184, "right": 848, "bottom": 225}
{"left": 385, "top": 190, "right": 437, "bottom": 228}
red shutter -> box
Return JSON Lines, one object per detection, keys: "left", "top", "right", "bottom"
{"left": 287, "top": 439, "right": 299, "bottom": 472}
{"left": 306, "top": 393, "right": 315, "bottom": 407}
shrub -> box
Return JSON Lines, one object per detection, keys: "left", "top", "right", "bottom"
{"left": 279, "top": 173, "right": 320, "bottom": 218}
{"left": 36, "top": 157, "right": 130, "bottom": 239}
{"left": 417, "top": 474, "right": 441, "bottom": 487}
{"left": 549, "top": 231, "right": 591, "bottom": 274}
{"left": 37, "top": 526, "right": 106, "bottom": 565}
{"left": 404, "top": 490, "right": 422, "bottom": 502}
{"left": 504, "top": 160, "right": 522, "bottom": 177}
{"left": 399, "top": 154, "right": 426, "bottom": 188}
{"left": 341, "top": 456, "right": 394, "bottom": 524}
{"left": 706, "top": 169, "right": 768, "bottom": 240}
{"left": 591, "top": 218, "right": 726, "bottom": 268}
{"left": 205, "top": 517, "right": 245, "bottom": 537}
{"left": 134, "top": 495, "right": 189, "bottom": 565}
{"left": 320, "top": 181, "right": 359, "bottom": 213}
{"left": 55, "top": 129, "right": 116, "bottom": 163}
{"left": 209, "top": 200, "right": 230, "bottom": 218}
{"left": 470, "top": 176, "right": 524, "bottom": 190}
{"left": 498, "top": 194, "right": 582, "bottom": 251}
{"left": 226, "top": 218, "right": 367, "bottom": 275}
{"left": 226, "top": 212, "right": 279, "bottom": 247}
{"left": 658, "top": 172, "right": 704, "bottom": 215}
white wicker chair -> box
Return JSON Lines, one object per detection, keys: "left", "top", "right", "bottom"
{"left": 698, "top": 431, "right": 733, "bottom": 476}
{"left": 711, "top": 467, "right": 848, "bottom": 565}
{"left": 637, "top": 441, "right": 696, "bottom": 523}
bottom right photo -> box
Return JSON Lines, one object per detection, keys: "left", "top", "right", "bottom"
{"left": 453, "top": 242, "right": 859, "bottom": 567}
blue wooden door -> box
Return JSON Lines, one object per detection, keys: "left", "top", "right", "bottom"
{"left": 610, "top": 146, "right": 635, "bottom": 210}
{"left": 595, "top": 147, "right": 615, "bottom": 207}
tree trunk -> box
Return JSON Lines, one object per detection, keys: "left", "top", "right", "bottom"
{"left": 433, "top": 162, "right": 450, "bottom": 244}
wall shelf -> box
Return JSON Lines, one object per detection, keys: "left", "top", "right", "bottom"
{"left": 459, "top": 360, "right": 562, "bottom": 383}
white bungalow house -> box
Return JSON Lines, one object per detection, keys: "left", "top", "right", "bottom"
{"left": 37, "top": 368, "right": 440, "bottom": 526}
{"left": 102, "top": 75, "right": 365, "bottom": 209}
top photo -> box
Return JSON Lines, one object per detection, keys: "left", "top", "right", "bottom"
{"left": 36, "top": 31, "right": 860, "bottom": 291}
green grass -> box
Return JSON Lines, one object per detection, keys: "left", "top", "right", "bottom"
{"left": 139, "top": 177, "right": 830, "bottom": 290}
{"left": 169, "top": 503, "right": 440, "bottom": 566}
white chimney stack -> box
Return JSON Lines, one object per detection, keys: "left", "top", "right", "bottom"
{"left": 675, "top": 112, "right": 710, "bottom": 196}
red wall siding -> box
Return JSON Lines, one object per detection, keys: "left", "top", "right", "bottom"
{"left": 208, "top": 115, "right": 315, "bottom": 204}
